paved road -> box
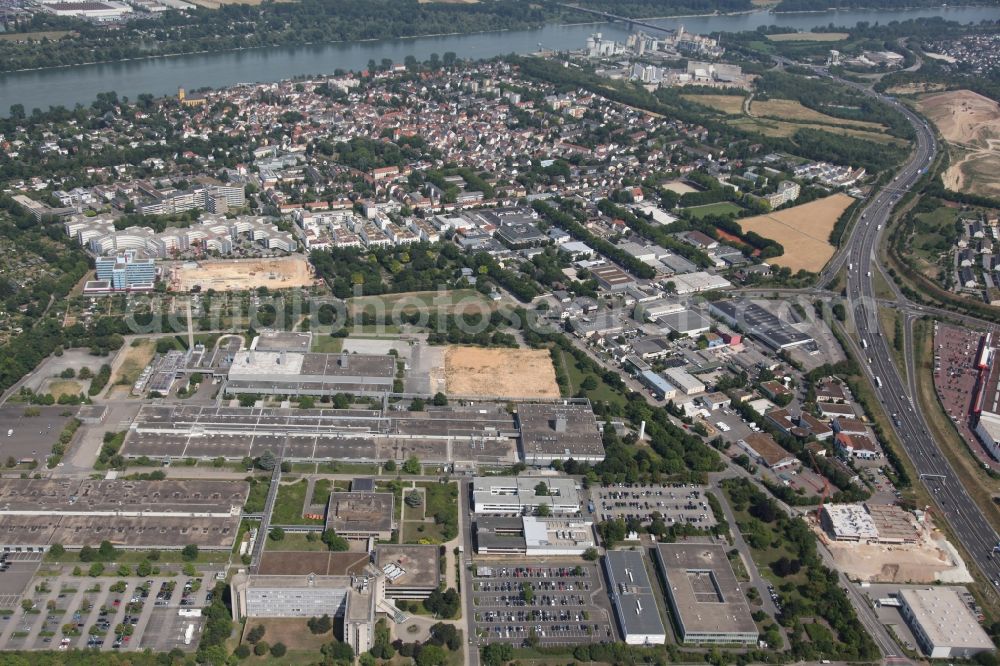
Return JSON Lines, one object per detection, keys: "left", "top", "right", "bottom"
{"left": 824, "top": 75, "right": 1000, "bottom": 599}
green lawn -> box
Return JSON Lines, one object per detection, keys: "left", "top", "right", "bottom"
{"left": 271, "top": 480, "right": 322, "bottom": 526}
{"left": 244, "top": 478, "right": 271, "bottom": 513}
{"left": 684, "top": 201, "right": 744, "bottom": 219}
{"left": 404, "top": 481, "right": 459, "bottom": 544}
{"left": 310, "top": 336, "right": 344, "bottom": 353}
{"left": 316, "top": 462, "right": 379, "bottom": 475}
{"left": 312, "top": 479, "right": 333, "bottom": 508}
{"left": 402, "top": 521, "right": 446, "bottom": 543}
{"left": 265, "top": 532, "right": 328, "bottom": 552}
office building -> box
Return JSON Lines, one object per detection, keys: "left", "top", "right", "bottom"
{"left": 94, "top": 251, "right": 157, "bottom": 290}
{"left": 655, "top": 543, "right": 757, "bottom": 645}
{"left": 472, "top": 476, "right": 580, "bottom": 515}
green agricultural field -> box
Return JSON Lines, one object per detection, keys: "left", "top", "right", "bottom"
{"left": 684, "top": 201, "right": 744, "bottom": 219}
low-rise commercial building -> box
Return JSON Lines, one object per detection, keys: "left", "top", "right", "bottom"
{"left": 738, "top": 433, "right": 798, "bottom": 470}
{"left": 664, "top": 368, "right": 705, "bottom": 396}
{"left": 226, "top": 350, "right": 396, "bottom": 396}
{"left": 638, "top": 370, "right": 677, "bottom": 400}
{"left": 709, "top": 300, "right": 814, "bottom": 351}
{"left": 899, "top": 587, "right": 995, "bottom": 659}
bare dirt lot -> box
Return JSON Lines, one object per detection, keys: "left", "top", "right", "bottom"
{"left": 661, "top": 179, "right": 698, "bottom": 194}
{"left": 738, "top": 194, "right": 854, "bottom": 273}
{"left": 444, "top": 347, "right": 559, "bottom": 398}
{"left": 170, "top": 256, "right": 316, "bottom": 292}
{"left": 917, "top": 89, "right": 1000, "bottom": 198}
{"left": 819, "top": 522, "right": 972, "bottom": 584}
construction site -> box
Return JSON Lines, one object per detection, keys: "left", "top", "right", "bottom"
{"left": 169, "top": 256, "right": 317, "bottom": 292}
{"left": 815, "top": 503, "right": 973, "bottom": 584}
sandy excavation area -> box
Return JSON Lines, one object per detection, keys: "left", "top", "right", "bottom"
{"left": 819, "top": 524, "right": 972, "bottom": 584}
{"left": 738, "top": 194, "right": 854, "bottom": 273}
{"left": 171, "top": 256, "right": 316, "bottom": 292}
{"left": 444, "top": 346, "right": 560, "bottom": 398}
{"left": 917, "top": 90, "right": 1000, "bottom": 197}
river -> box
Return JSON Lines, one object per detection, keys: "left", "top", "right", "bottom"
{"left": 0, "top": 5, "right": 997, "bottom": 114}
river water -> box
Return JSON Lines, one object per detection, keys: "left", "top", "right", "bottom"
{"left": 0, "top": 5, "right": 997, "bottom": 114}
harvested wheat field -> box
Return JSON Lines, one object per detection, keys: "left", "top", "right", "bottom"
{"left": 917, "top": 90, "right": 1000, "bottom": 197}
{"left": 171, "top": 256, "right": 316, "bottom": 292}
{"left": 739, "top": 194, "right": 854, "bottom": 273}
{"left": 444, "top": 346, "right": 559, "bottom": 398}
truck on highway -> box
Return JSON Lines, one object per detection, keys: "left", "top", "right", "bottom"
{"left": 875, "top": 376, "right": 883, "bottom": 389}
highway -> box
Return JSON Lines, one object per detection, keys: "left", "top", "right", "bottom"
{"left": 831, "top": 76, "right": 1000, "bottom": 594}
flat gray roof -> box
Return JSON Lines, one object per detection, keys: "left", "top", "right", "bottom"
{"left": 375, "top": 544, "right": 440, "bottom": 590}
{"left": 253, "top": 331, "right": 313, "bottom": 352}
{"left": 121, "top": 403, "right": 574, "bottom": 466}
{"left": 0, "top": 514, "right": 240, "bottom": 550}
{"left": 228, "top": 351, "right": 395, "bottom": 381}
{"left": 709, "top": 300, "right": 812, "bottom": 350}
{"left": 655, "top": 542, "right": 757, "bottom": 641}
{"left": 0, "top": 478, "right": 247, "bottom": 514}
{"left": 325, "top": 492, "right": 394, "bottom": 535}
{"left": 603, "top": 550, "right": 667, "bottom": 638}
{"left": 474, "top": 516, "right": 527, "bottom": 551}
{"left": 517, "top": 402, "right": 604, "bottom": 461}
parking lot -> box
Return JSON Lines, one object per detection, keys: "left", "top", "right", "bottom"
{"left": 471, "top": 563, "right": 614, "bottom": 647}
{"left": 0, "top": 575, "right": 208, "bottom": 652}
{"left": 589, "top": 484, "right": 717, "bottom": 530}
{"left": 862, "top": 466, "right": 901, "bottom": 504}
